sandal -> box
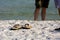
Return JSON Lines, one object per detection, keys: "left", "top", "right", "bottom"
{"left": 10, "top": 24, "right": 22, "bottom": 30}
{"left": 23, "top": 24, "right": 32, "bottom": 29}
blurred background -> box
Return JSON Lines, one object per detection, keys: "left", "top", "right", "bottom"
{"left": 0, "top": 0, "right": 60, "bottom": 20}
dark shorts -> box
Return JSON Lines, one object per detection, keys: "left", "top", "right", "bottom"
{"left": 35, "top": 0, "right": 50, "bottom": 8}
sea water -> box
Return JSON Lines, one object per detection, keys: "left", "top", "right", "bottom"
{"left": 0, "top": 0, "right": 60, "bottom": 20}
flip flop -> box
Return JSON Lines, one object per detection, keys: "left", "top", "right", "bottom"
{"left": 10, "top": 24, "right": 22, "bottom": 30}
{"left": 23, "top": 24, "right": 32, "bottom": 29}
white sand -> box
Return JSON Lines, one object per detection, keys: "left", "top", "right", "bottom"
{"left": 0, "top": 20, "right": 60, "bottom": 40}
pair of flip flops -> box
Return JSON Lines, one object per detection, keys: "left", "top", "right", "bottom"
{"left": 10, "top": 24, "right": 32, "bottom": 30}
